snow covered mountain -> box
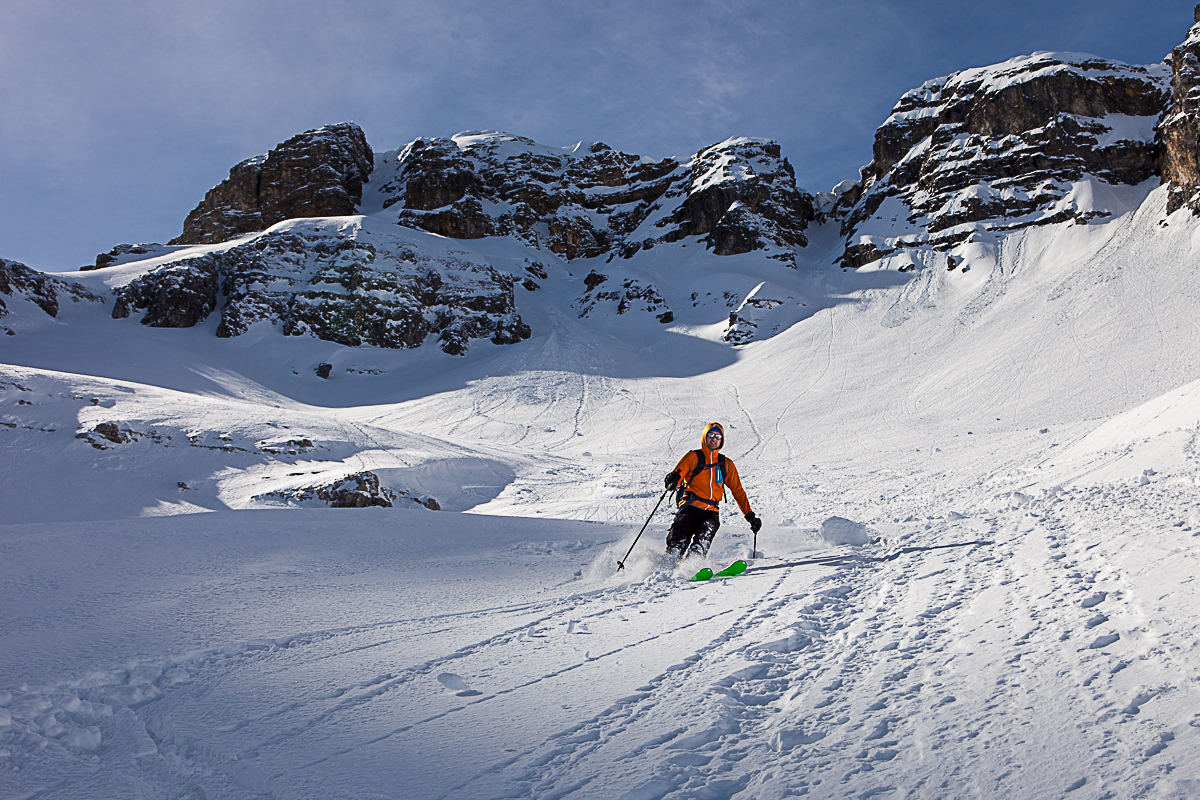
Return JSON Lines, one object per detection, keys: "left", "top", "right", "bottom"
{"left": 5, "top": 6, "right": 1200, "bottom": 800}
{"left": 841, "top": 51, "right": 1168, "bottom": 268}
{"left": 17, "top": 31, "right": 1196, "bottom": 357}
{"left": 57, "top": 129, "right": 814, "bottom": 356}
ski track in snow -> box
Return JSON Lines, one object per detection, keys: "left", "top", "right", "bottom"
{"left": 453, "top": 492, "right": 1200, "bottom": 800}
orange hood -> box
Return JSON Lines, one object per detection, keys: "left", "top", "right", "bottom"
{"left": 700, "top": 421, "right": 725, "bottom": 455}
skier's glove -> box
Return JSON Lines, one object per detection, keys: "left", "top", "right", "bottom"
{"left": 746, "top": 512, "right": 762, "bottom": 534}
{"left": 664, "top": 470, "right": 680, "bottom": 490}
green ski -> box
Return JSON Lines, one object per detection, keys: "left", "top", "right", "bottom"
{"left": 715, "top": 560, "right": 748, "bottom": 577}
{"left": 690, "top": 560, "right": 748, "bottom": 581}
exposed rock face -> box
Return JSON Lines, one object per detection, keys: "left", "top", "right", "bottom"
{"left": 320, "top": 472, "right": 394, "bottom": 508}
{"left": 147, "top": 129, "right": 819, "bottom": 349}
{"left": 375, "top": 134, "right": 677, "bottom": 258}
{"left": 114, "top": 220, "right": 530, "bottom": 355}
{"left": 1160, "top": 5, "right": 1200, "bottom": 214}
{"left": 112, "top": 255, "right": 219, "bottom": 327}
{"left": 259, "top": 471, "right": 396, "bottom": 508}
{"left": 574, "top": 273, "right": 672, "bottom": 323}
{"left": 256, "top": 470, "right": 439, "bottom": 510}
{"left": 813, "top": 180, "right": 863, "bottom": 222}
{"left": 843, "top": 53, "right": 1169, "bottom": 266}
{"left": 73, "top": 422, "right": 144, "bottom": 450}
{"left": 171, "top": 123, "right": 374, "bottom": 245}
{"left": 91, "top": 422, "right": 130, "bottom": 444}
{"left": 643, "top": 138, "right": 815, "bottom": 260}
{"left": 373, "top": 133, "right": 815, "bottom": 264}
{"left": 0, "top": 259, "right": 106, "bottom": 331}
{"left": 723, "top": 282, "right": 810, "bottom": 345}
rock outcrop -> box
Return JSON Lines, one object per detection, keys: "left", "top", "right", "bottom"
{"left": 258, "top": 471, "right": 396, "bottom": 508}
{"left": 256, "top": 470, "right": 440, "bottom": 510}
{"left": 842, "top": 52, "right": 1169, "bottom": 267}
{"left": 573, "top": 271, "right": 673, "bottom": 323}
{"left": 1159, "top": 5, "right": 1200, "bottom": 214}
{"left": 723, "top": 282, "right": 809, "bottom": 345}
{"left": 637, "top": 138, "right": 815, "bottom": 260}
{"left": 111, "top": 255, "right": 219, "bottom": 327}
{"left": 114, "top": 220, "right": 530, "bottom": 355}
{"left": 376, "top": 134, "right": 678, "bottom": 259}
{"left": 373, "top": 133, "right": 815, "bottom": 264}
{"left": 143, "top": 129, "right": 820, "bottom": 350}
{"left": 83, "top": 243, "right": 183, "bottom": 271}
{"left": 0, "top": 259, "right": 106, "bottom": 332}
{"left": 171, "top": 123, "right": 374, "bottom": 245}
{"left": 319, "top": 472, "right": 395, "bottom": 508}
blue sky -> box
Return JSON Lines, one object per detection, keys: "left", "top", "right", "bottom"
{"left": 1, "top": 0, "right": 1196, "bottom": 270}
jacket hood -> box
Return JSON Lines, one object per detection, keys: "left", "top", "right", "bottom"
{"left": 700, "top": 422, "right": 725, "bottom": 454}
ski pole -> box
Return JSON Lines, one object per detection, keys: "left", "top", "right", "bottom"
{"left": 616, "top": 486, "right": 672, "bottom": 572}
{"left": 752, "top": 528, "right": 757, "bottom": 560}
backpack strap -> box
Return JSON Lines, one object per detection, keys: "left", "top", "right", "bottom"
{"left": 683, "top": 451, "right": 727, "bottom": 486}
{"left": 684, "top": 450, "right": 707, "bottom": 484}
{"left": 675, "top": 451, "right": 728, "bottom": 510}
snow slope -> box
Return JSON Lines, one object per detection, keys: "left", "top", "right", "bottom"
{"left": 3, "top": 177, "right": 1200, "bottom": 797}
{"left": 3, "top": 486, "right": 1198, "bottom": 798}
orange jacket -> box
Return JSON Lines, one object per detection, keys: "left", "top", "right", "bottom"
{"left": 673, "top": 422, "right": 752, "bottom": 516}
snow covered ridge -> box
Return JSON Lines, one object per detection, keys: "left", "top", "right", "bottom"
{"left": 0, "top": 258, "right": 105, "bottom": 334}
{"left": 841, "top": 51, "right": 1170, "bottom": 268}
{"left": 111, "top": 218, "right": 530, "bottom": 355}
{"left": 371, "top": 132, "right": 814, "bottom": 266}
{"left": 0, "top": 364, "right": 473, "bottom": 521}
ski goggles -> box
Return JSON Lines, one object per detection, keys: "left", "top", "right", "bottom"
{"left": 705, "top": 430, "right": 723, "bottom": 441}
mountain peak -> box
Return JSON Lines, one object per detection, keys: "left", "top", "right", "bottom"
{"left": 170, "top": 122, "right": 373, "bottom": 246}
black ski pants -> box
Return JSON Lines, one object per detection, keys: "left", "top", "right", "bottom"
{"left": 666, "top": 505, "right": 720, "bottom": 558}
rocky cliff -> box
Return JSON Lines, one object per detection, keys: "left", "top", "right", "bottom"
{"left": 1159, "top": 5, "right": 1200, "bottom": 214}
{"left": 171, "top": 123, "right": 374, "bottom": 245}
{"left": 635, "top": 137, "right": 815, "bottom": 260}
{"left": 0, "top": 259, "right": 105, "bottom": 334}
{"left": 116, "top": 220, "right": 529, "bottom": 355}
{"left": 372, "top": 132, "right": 815, "bottom": 266}
{"left": 840, "top": 52, "right": 1169, "bottom": 267}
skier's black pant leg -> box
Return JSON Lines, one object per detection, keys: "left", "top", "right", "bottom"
{"left": 666, "top": 506, "right": 720, "bottom": 558}
{"left": 690, "top": 512, "right": 720, "bottom": 556}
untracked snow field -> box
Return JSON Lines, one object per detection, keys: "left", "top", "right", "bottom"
{"left": 3, "top": 185, "right": 1200, "bottom": 798}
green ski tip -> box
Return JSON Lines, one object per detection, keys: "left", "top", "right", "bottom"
{"left": 690, "top": 567, "right": 713, "bottom": 582}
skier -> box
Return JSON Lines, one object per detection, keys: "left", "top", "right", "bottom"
{"left": 663, "top": 422, "right": 761, "bottom": 560}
